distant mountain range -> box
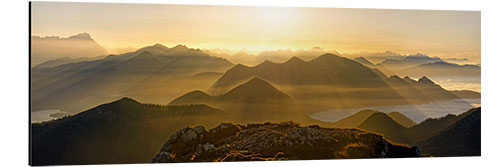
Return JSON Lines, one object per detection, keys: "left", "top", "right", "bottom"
{"left": 353, "top": 53, "right": 480, "bottom": 78}
{"left": 400, "top": 61, "right": 480, "bottom": 77}
{"left": 205, "top": 47, "right": 340, "bottom": 66}
{"left": 377, "top": 53, "right": 442, "bottom": 70}
{"left": 32, "top": 43, "right": 479, "bottom": 114}
{"left": 31, "top": 43, "right": 234, "bottom": 113}
{"left": 347, "top": 51, "right": 406, "bottom": 64}
{"left": 208, "top": 53, "right": 477, "bottom": 112}
{"left": 31, "top": 33, "right": 108, "bottom": 67}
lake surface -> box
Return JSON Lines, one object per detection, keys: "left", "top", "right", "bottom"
{"left": 31, "top": 109, "right": 71, "bottom": 123}
{"left": 310, "top": 98, "right": 480, "bottom": 123}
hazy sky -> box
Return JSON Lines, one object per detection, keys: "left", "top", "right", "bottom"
{"left": 31, "top": 2, "right": 480, "bottom": 61}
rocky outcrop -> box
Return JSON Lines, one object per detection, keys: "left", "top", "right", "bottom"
{"left": 151, "top": 122, "right": 421, "bottom": 162}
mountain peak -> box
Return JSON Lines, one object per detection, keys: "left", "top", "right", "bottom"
{"left": 162, "top": 44, "right": 211, "bottom": 57}
{"left": 255, "top": 60, "right": 277, "bottom": 67}
{"left": 221, "top": 77, "right": 289, "bottom": 101}
{"left": 168, "top": 90, "right": 215, "bottom": 105}
{"left": 185, "top": 90, "right": 210, "bottom": 97}
{"left": 153, "top": 43, "right": 167, "bottom": 48}
{"left": 387, "top": 112, "right": 417, "bottom": 127}
{"left": 388, "top": 75, "right": 403, "bottom": 80}
{"left": 317, "top": 53, "right": 340, "bottom": 59}
{"left": 285, "top": 56, "right": 306, "bottom": 64}
{"left": 68, "top": 32, "right": 93, "bottom": 40}
{"left": 150, "top": 43, "right": 169, "bottom": 50}
{"left": 114, "top": 97, "right": 140, "bottom": 104}
{"left": 104, "top": 54, "right": 119, "bottom": 60}
{"left": 245, "top": 77, "right": 271, "bottom": 86}
{"left": 402, "top": 76, "right": 415, "bottom": 82}
{"left": 231, "top": 64, "right": 250, "bottom": 70}
{"left": 406, "top": 53, "right": 441, "bottom": 61}
{"left": 171, "top": 44, "right": 189, "bottom": 50}
{"left": 410, "top": 53, "right": 426, "bottom": 57}
{"left": 262, "top": 59, "right": 275, "bottom": 64}
{"left": 311, "top": 53, "right": 344, "bottom": 63}
{"left": 311, "top": 46, "right": 323, "bottom": 50}
{"left": 418, "top": 76, "right": 434, "bottom": 84}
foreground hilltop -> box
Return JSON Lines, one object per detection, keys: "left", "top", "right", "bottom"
{"left": 152, "top": 122, "right": 421, "bottom": 162}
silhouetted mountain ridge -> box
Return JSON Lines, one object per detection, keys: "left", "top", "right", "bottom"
{"left": 417, "top": 108, "right": 480, "bottom": 156}
{"left": 31, "top": 97, "right": 230, "bottom": 165}
{"left": 356, "top": 108, "right": 480, "bottom": 146}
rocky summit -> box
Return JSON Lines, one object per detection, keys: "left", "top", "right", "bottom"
{"left": 151, "top": 122, "right": 421, "bottom": 162}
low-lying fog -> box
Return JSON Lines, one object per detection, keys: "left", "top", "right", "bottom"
{"left": 310, "top": 98, "right": 480, "bottom": 123}
{"left": 431, "top": 76, "right": 481, "bottom": 93}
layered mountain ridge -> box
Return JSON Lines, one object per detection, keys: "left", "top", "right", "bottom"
{"left": 31, "top": 32, "right": 109, "bottom": 67}
{"left": 31, "top": 43, "right": 234, "bottom": 113}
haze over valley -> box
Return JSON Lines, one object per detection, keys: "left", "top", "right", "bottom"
{"left": 30, "top": 2, "right": 480, "bottom": 165}
{"left": 30, "top": 34, "right": 481, "bottom": 164}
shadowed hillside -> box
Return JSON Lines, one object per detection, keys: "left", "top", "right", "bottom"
{"left": 356, "top": 108, "right": 480, "bottom": 148}
{"left": 417, "top": 108, "right": 480, "bottom": 156}
{"left": 387, "top": 112, "right": 417, "bottom": 127}
{"left": 31, "top": 98, "right": 232, "bottom": 165}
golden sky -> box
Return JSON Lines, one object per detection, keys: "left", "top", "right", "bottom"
{"left": 31, "top": 2, "right": 480, "bottom": 61}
